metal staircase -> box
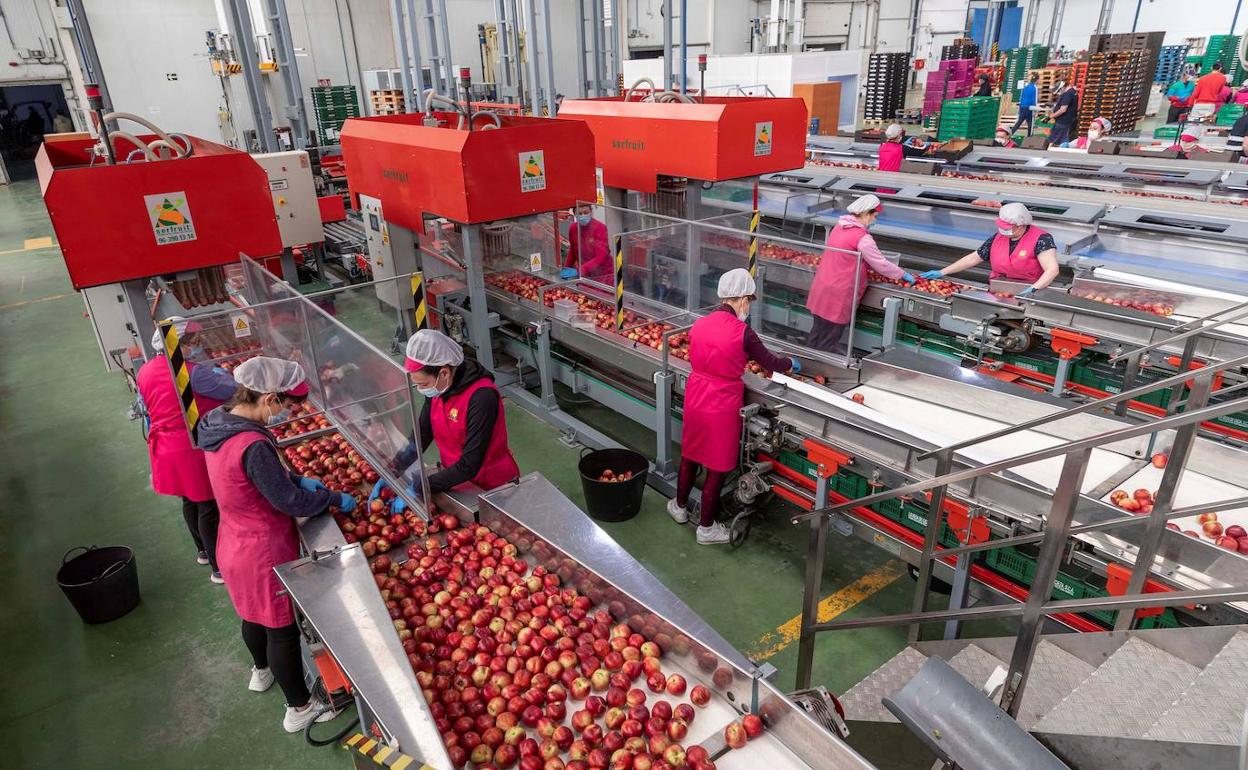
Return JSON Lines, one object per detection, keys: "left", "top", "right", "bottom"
{"left": 841, "top": 626, "right": 1248, "bottom": 767}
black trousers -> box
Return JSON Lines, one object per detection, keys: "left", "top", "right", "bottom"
{"left": 181, "top": 497, "right": 220, "bottom": 570}
{"left": 1048, "top": 122, "right": 1073, "bottom": 146}
{"left": 806, "top": 315, "right": 848, "bottom": 355}
{"left": 1167, "top": 104, "right": 1185, "bottom": 123}
{"left": 1010, "top": 110, "right": 1034, "bottom": 136}
{"left": 241, "top": 620, "right": 310, "bottom": 707}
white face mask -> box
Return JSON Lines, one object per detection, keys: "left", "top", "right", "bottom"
{"left": 416, "top": 368, "right": 449, "bottom": 399}
{"left": 737, "top": 307, "right": 750, "bottom": 322}
{"left": 266, "top": 398, "right": 290, "bottom": 425}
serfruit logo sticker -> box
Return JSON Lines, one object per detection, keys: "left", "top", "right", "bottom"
{"left": 519, "top": 150, "right": 547, "bottom": 192}
{"left": 145, "top": 192, "right": 197, "bottom": 245}
{"left": 754, "top": 121, "right": 773, "bottom": 157}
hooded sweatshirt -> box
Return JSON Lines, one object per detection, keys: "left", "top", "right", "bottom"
{"left": 396, "top": 358, "right": 506, "bottom": 494}
{"left": 198, "top": 408, "right": 334, "bottom": 517}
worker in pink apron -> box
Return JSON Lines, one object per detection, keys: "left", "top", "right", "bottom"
{"left": 136, "top": 317, "right": 237, "bottom": 583}
{"left": 667, "top": 269, "right": 796, "bottom": 545}
{"left": 561, "top": 202, "right": 613, "bottom": 282}
{"left": 1068, "top": 117, "right": 1111, "bottom": 150}
{"left": 199, "top": 357, "right": 354, "bottom": 734}
{"left": 370, "top": 329, "right": 520, "bottom": 510}
{"left": 919, "top": 202, "right": 1060, "bottom": 297}
{"left": 879, "top": 123, "right": 935, "bottom": 173}
{"left": 806, "top": 194, "right": 915, "bottom": 354}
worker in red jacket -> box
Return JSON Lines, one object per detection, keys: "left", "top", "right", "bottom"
{"left": 1190, "top": 62, "right": 1228, "bottom": 120}
{"left": 561, "top": 203, "right": 612, "bottom": 282}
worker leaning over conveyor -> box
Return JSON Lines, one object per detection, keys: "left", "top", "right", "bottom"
{"left": 878, "top": 123, "right": 932, "bottom": 172}
{"left": 1067, "top": 116, "right": 1111, "bottom": 150}
{"left": 918, "top": 202, "right": 1059, "bottom": 297}
{"left": 667, "top": 269, "right": 797, "bottom": 546}
{"left": 806, "top": 194, "right": 915, "bottom": 355}
{"left": 197, "top": 357, "right": 350, "bottom": 733}
{"left": 369, "top": 329, "right": 520, "bottom": 511}
{"left": 137, "top": 317, "right": 238, "bottom": 584}
{"left": 560, "top": 202, "right": 612, "bottom": 282}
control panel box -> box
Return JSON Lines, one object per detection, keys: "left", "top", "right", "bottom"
{"left": 252, "top": 150, "right": 324, "bottom": 248}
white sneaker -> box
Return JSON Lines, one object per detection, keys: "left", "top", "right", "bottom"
{"left": 196, "top": 551, "right": 210, "bottom": 565}
{"left": 210, "top": 571, "right": 225, "bottom": 584}
{"left": 282, "top": 698, "right": 339, "bottom": 733}
{"left": 249, "top": 666, "right": 275, "bottom": 692}
{"left": 666, "top": 499, "right": 689, "bottom": 524}
{"left": 696, "top": 522, "right": 731, "bottom": 545}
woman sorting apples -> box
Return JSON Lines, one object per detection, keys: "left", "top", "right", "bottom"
{"left": 918, "top": 202, "right": 1059, "bottom": 298}
{"left": 137, "top": 316, "right": 239, "bottom": 584}
{"left": 198, "top": 357, "right": 354, "bottom": 733}
{"left": 667, "top": 269, "right": 797, "bottom": 545}
{"left": 370, "top": 329, "right": 520, "bottom": 509}
{"left": 806, "top": 194, "right": 915, "bottom": 355}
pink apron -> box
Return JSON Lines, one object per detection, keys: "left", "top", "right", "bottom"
{"left": 681, "top": 311, "right": 748, "bottom": 472}
{"left": 807, "top": 224, "right": 868, "bottom": 325}
{"left": 988, "top": 226, "right": 1046, "bottom": 282}
{"left": 878, "top": 142, "right": 903, "bottom": 172}
{"left": 137, "top": 358, "right": 226, "bottom": 502}
{"left": 430, "top": 377, "right": 520, "bottom": 491}
{"left": 205, "top": 431, "right": 300, "bottom": 628}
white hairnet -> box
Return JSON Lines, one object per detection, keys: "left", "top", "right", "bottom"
{"left": 884, "top": 123, "right": 904, "bottom": 140}
{"left": 233, "top": 356, "right": 307, "bottom": 394}
{"left": 152, "top": 316, "right": 187, "bottom": 353}
{"left": 997, "top": 202, "right": 1033, "bottom": 227}
{"left": 717, "top": 268, "right": 756, "bottom": 299}
{"left": 404, "top": 329, "right": 465, "bottom": 371}
{"left": 1089, "top": 117, "right": 1111, "bottom": 133}
{"left": 847, "top": 194, "right": 882, "bottom": 215}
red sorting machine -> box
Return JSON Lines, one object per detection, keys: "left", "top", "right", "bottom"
{"left": 556, "top": 95, "right": 809, "bottom": 193}
{"left": 339, "top": 111, "right": 597, "bottom": 227}
{"left": 37, "top": 133, "right": 282, "bottom": 290}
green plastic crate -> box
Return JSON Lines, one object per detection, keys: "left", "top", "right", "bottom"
{"left": 985, "top": 546, "right": 1038, "bottom": 585}
{"left": 1218, "top": 104, "right": 1246, "bottom": 126}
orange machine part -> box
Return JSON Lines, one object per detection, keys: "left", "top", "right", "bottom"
{"left": 1105, "top": 562, "right": 1187, "bottom": 619}
{"left": 312, "top": 647, "right": 353, "bottom": 695}
{"left": 37, "top": 133, "right": 283, "bottom": 290}
{"left": 1049, "top": 328, "right": 1098, "bottom": 360}
{"left": 801, "top": 438, "right": 851, "bottom": 479}
{"left": 340, "top": 112, "right": 597, "bottom": 229}
{"left": 557, "top": 96, "right": 808, "bottom": 193}
{"left": 942, "top": 499, "right": 990, "bottom": 545}
{"left": 1164, "top": 355, "right": 1226, "bottom": 391}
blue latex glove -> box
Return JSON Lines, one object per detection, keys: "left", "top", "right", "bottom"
{"left": 919, "top": 269, "right": 944, "bottom": 280}
{"left": 392, "top": 478, "right": 424, "bottom": 514}
{"left": 900, "top": 272, "right": 916, "bottom": 285}
{"left": 560, "top": 267, "right": 578, "bottom": 280}
{"left": 1017, "top": 286, "right": 1037, "bottom": 298}
{"left": 299, "top": 476, "right": 327, "bottom": 493}
{"left": 391, "top": 493, "right": 408, "bottom": 514}
{"left": 368, "top": 479, "right": 387, "bottom": 502}
{"left": 337, "top": 493, "right": 357, "bottom": 513}
{"left": 789, "top": 357, "right": 802, "bottom": 374}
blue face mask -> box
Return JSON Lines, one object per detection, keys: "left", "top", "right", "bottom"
{"left": 267, "top": 399, "right": 290, "bottom": 426}
{"left": 576, "top": 214, "right": 592, "bottom": 227}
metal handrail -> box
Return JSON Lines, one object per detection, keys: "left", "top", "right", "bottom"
{"left": 936, "top": 493, "right": 1248, "bottom": 560}
{"left": 792, "top": 391, "right": 1248, "bottom": 523}
{"left": 1106, "top": 304, "right": 1248, "bottom": 363}
{"left": 914, "top": 351, "right": 1248, "bottom": 462}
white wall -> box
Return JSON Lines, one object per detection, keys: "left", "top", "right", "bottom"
{"left": 1022, "top": 0, "right": 1243, "bottom": 52}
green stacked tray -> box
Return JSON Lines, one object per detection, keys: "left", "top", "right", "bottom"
{"left": 1201, "top": 35, "right": 1242, "bottom": 81}
{"left": 1218, "top": 103, "right": 1246, "bottom": 126}
{"left": 311, "top": 85, "right": 361, "bottom": 146}
{"left": 936, "top": 96, "right": 1001, "bottom": 141}
{"left": 1154, "top": 124, "right": 1180, "bottom": 139}
{"left": 1003, "top": 45, "right": 1049, "bottom": 100}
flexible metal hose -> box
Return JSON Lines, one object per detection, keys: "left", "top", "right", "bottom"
{"left": 102, "top": 112, "right": 187, "bottom": 158}
{"left": 624, "top": 77, "right": 657, "bottom": 102}
{"left": 111, "top": 131, "right": 157, "bottom": 162}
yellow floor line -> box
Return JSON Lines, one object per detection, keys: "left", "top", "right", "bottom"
{"left": 748, "top": 561, "right": 907, "bottom": 660}
{"left": 23, "top": 236, "right": 53, "bottom": 249}
{"left": 0, "top": 292, "right": 72, "bottom": 311}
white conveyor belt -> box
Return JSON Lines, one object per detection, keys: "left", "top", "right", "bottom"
{"left": 1099, "top": 463, "right": 1248, "bottom": 539}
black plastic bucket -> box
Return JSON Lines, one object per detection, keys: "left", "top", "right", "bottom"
{"left": 56, "top": 545, "right": 141, "bottom": 624}
{"left": 578, "top": 448, "right": 649, "bottom": 522}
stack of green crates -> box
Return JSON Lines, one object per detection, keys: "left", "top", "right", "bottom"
{"left": 311, "top": 85, "right": 360, "bottom": 146}
{"left": 937, "top": 96, "right": 1001, "bottom": 141}
{"left": 1002, "top": 45, "right": 1049, "bottom": 101}
{"left": 1201, "top": 35, "right": 1244, "bottom": 83}
{"left": 1218, "top": 103, "right": 1246, "bottom": 127}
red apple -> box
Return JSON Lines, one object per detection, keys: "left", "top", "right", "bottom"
{"left": 742, "top": 713, "right": 764, "bottom": 738}
{"left": 666, "top": 719, "right": 688, "bottom": 741}
{"left": 673, "top": 704, "right": 694, "bottom": 724}
{"left": 646, "top": 672, "right": 666, "bottom": 693}
{"left": 664, "top": 674, "right": 686, "bottom": 696}
{"left": 724, "top": 721, "right": 747, "bottom": 749}
{"left": 689, "top": 685, "right": 710, "bottom": 707}
{"left": 663, "top": 745, "right": 685, "bottom": 767}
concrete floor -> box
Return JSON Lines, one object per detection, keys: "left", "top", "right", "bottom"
{"left": 0, "top": 177, "right": 951, "bottom": 768}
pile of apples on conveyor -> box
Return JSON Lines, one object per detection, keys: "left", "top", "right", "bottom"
{"left": 270, "top": 401, "right": 330, "bottom": 440}
{"left": 806, "top": 159, "right": 874, "bottom": 171}
{"left": 1073, "top": 291, "right": 1175, "bottom": 317}
{"left": 596, "top": 470, "right": 635, "bottom": 483}
{"left": 372, "top": 516, "right": 762, "bottom": 769}
{"left": 283, "top": 432, "right": 379, "bottom": 493}
{"left": 667, "top": 333, "right": 690, "bottom": 362}
{"left": 487, "top": 272, "right": 553, "bottom": 302}
{"left": 201, "top": 339, "right": 262, "bottom": 371}
{"left": 704, "top": 234, "right": 820, "bottom": 267}
{"left": 624, "top": 322, "right": 674, "bottom": 350}
{"left": 868, "top": 270, "right": 962, "bottom": 297}
{"left": 969, "top": 199, "right": 1002, "bottom": 209}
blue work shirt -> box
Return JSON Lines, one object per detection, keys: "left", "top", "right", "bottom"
{"left": 1019, "top": 82, "right": 1037, "bottom": 109}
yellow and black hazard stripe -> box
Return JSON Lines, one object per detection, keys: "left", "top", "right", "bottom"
{"left": 410, "top": 273, "right": 427, "bottom": 330}
{"left": 613, "top": 235, "right": 625, "bottom": 330}
{"left": 748, "top": 210, "right": 760, "bottom": 278}
{"left": 159, "top": 319, "right": 200, "bottom": 443}
{"left": 342, "top": 732, "right": 435, "bottom": 769}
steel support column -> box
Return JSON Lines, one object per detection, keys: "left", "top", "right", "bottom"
{"left": 390, "top": 0, "right": 417, "bottom": 112}
{"left": 540, "top": 0, "right": 557, "bottom": 115}
{"left": 423, "top": 0, "right": 447, "bottom": 94}
{"left": 662, "top": 0, "right": 674, "bottom": 91}
{"left": 654, "top": 369, "right": 676, "bottom": 477}
{"left": 574, "top": 0, "right": 588, "bottom": 97}
{"left": 908, "top": 452, "right": 953, "bottom": 644}
{"left": 795, "top": 475, "right": 831, "bottom": 690}
{"left": 264, "top": 0, "right": 310, "bottom": 146}
{"left": 64, "top": 0, "right": 115, "bottom": 131}
{"left": 1001, "top": 448, "right": 1091, "bottom": 717}
{"left": 494, "top": 0, "right": 516, "bottom": 99}
{"left": 406, "top": 0, "right": 427, "bottom": 96}
{"left": 436, "top": 0, "right": 457, "bottom": 102}
{"left": 222, "top": 0, "right": 277, "bottom": 152}
{"left": 462, "top": 225, "right": 496, "bottom": 373}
